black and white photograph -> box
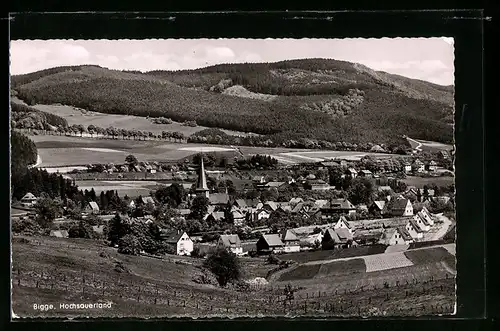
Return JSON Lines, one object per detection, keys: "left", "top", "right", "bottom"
{"left": 10, "top": 37, "right": 456, "bottom": 319}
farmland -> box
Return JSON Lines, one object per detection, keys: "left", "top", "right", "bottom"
{"left": 32, "top": 103, "right": 257, "bottom": 137}
{"left": 11, "top": 236, "right": 455, "bottom": 318}
{"left": 76, "top": 180, "right": 166, "bottom": 198}
{"left": 401, "top": 175, "right": 454, "bottom": 188}
{"left": 29, "top": 134, "right": 400, "bottom": 167}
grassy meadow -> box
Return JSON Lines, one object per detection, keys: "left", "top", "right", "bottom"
{"left": 11, "top": 235, "right": 456, "bottom": 318}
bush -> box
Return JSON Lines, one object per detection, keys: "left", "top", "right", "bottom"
{"left": 117, "top": 234, "right": 142, "bottom": 255}
{"left": 68, "top": 220, "right": 95, "bottom": 239}
{"left": 203, "top": 247, "right": 242, "bottom": 286}
{"left": 191, "top": 246, "right": 207, "bottom": 258}
{"left": 267, "top": 253, "right": 281, "bottom": 265}
{"left": 12, "top": 218, "right": 43, "bottom": 236}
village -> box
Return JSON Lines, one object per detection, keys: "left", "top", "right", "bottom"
{"left": 11, "top": 147, "right": 455, "bottom": 260}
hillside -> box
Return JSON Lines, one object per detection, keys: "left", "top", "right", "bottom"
{"left": 12, "top": 59, "right": 454, "bottom": 146}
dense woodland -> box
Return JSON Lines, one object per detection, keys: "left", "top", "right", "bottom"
{"left": 12, "top": 60, "right": 454, "bottom": 146}
{"left": 11, "top": 102, "right": 68, "bottom": 130}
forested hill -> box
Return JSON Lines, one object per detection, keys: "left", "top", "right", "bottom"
{"left": 11, "top": 59, "right": 454, "bottom": 146}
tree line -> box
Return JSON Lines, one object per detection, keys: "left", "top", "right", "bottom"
{"left": 11, "top": 102, "right": 68, "bottom": 130}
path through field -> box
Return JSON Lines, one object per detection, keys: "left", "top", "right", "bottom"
{"left": 407, "top": 137, "right": 423, "bottom": 152}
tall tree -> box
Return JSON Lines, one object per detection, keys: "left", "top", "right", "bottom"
{"left": 190, "top": 196, "right": 210, "bottom": 220}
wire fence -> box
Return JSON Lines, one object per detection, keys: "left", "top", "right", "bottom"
{"left": 11, "top": 267, "right": 455, "bottom": 317}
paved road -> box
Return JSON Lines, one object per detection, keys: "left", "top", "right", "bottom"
{"left": 302, "top": 243, "right": 456, "bottom": 266}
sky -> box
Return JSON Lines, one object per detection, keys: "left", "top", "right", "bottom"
{"left": 10, "top": 38, "right": 454, "bottom": 86}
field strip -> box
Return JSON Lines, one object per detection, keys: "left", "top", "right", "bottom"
{"left": 81, "top": 148, "right": 125, "bottom": 153}
{"left": 363, "top": 252, "right": 414, "bottom": 272}
{"left": 280, "top": 153, "right": 325, "bottom": 162}
{"left": 270, "top": 156, "right": 298, "bottom": 164}
{"left": 177, "top": 146, "right": 235, "bottom": 152}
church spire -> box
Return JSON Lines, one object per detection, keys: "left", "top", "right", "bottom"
{"left": 195, "top": 155, "right": 209, "bottom": 198}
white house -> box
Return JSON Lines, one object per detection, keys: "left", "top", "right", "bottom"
{"left": 333, "top": 216, "right": 354, "bottom": 235}
{"left": 386, "top": 198, "right": 413, "bottom": 217}
{"left": 280, "top": 229, "right": 301, "bottom": 253}
{"left": 20, "top": 193, "right": 38, "bottom": 207}
{"left": 405, "top": 219, "right": 424, "bottom": 239}
{"left": 85, "top": 201, "right": 100, "bottom": 214}
{"left": 161, "top": 230, "right": 193, "bottom": 256}
{"left": 420, "top": 206, "right": 435, "bottom": 226}
{"left": 218, "top": 234, "right": 243, "bottom": 255}
{"left": 231, "top": 210, "right": 246, "bottom": 226}
{"left": 380, "top": 227, "right": 414, "bottom": 246}
{"left": 413, "top": 213, "right": 431, "bottom": 232}
{"left": 253, "top": 209, "right": 271, "bottom": 221}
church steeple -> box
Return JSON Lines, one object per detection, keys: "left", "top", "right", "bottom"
{"left": 195, "top": 155, "right": 209, "bottom": 198}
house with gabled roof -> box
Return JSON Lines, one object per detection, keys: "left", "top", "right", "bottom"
{"left": 334, "top": 216, "right": 353, "bottom": 234}
{"left": 403, "top": 161, "right": 412, "bottom": 173}
{"left": 233, "top": 199, "right": 248, "bottom": 210}
{"left": 412, "top": 213, "right": 431, "bottom": 232}
{"left": 289, "top": 197, "right": 304, "bottom": 205}
{"left": 20, "top": 192, "right": 38, "bottom": 207}
{"left": 253, "top": 209, "right": 271, "bottom": 221}
{"left": 425, "top": 160, "right": 438, "bottom": 172}
{"left": 160, "top": 229, "right": 193, "bottom": 255}
{"left": 231, "top": 210, "right": 246, "bottom": 226}
{"left": 411, "top": 159, "right": 425, "bottom": 173}
{"left": 280, "top": 229, "right": 301, "bottom": 253}
{"left": 218, "top": 234, "right": 243, "bottom": 255}
{"left": 320, "top": 198, "right": 356, "bottom": 218}
{"left": 265, "top": 181, "right": 287, "bottom": 190}
{"left": 384, "top": 198, "right": 413, "bottom": 217}
{"left": 307, "top": 179, "right": 331, "bottom": 191}
{"left": 322, "top": 227, "right": 353, "bottom": 249}
{"left": 262, "top": 201, "right": 278, "bottom": 212}
{"left": 369, "top": 200, "right": 387, "bottom": 217}
{"left": 347, "top": 168, "right": 358, "bottom": 178}
{"left": 359, "top": 169, "right": 373, "bottom": 178}
{"left": 204, "top": 211, "right": 225, "bottom": 223}
{"left": 85, "top": 201, "right": 100, "bottom": 214}
{"left": 420, "top": 206, "right": 435, "bottom": 225}
{"left": 50, "top": 230, "right": 69, "bottom": 238}
{"left": 379, "top": 227, "right": 414, "bottom": 246}
{"left": 405, "top": 219, "right": 424, "bottom": 239}
{"left": 141, "top": 196, "right": 155, "bottom": 206}
{"left": 256, "top": 234, "right": 284, "bottom": 254}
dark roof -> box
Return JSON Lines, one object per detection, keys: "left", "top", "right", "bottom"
{"left": 161, "top": 230, "right": 187, "bottom": 243}
{"left": 388, "top": 198, "right": 410, "bottom": 211}
{"left": 408, "top": 219, "right": 424, "bottom": 233}
{"left": 324, "top": 199, "right": 355, "bottom": 210}
{"left": 397, "top": 227, "right": 413, "bottom": 241}
{"left": 195, "top": 158, "right": 209, "bottom": 192}
{"left": 324, "top": 228, "right": 341, "bottom": 243}
{"left": 335, "top": 228, "right": 353, "bottom": 242}
{"left": 245, "top": 199, "right": 261, "bottom": 208}
{"left": 219, "top": 234, "right": 242, "bottom": 247}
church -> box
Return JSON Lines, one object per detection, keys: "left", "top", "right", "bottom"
{"left": 194, "top": 156, "right": 230, "bottom": 207}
